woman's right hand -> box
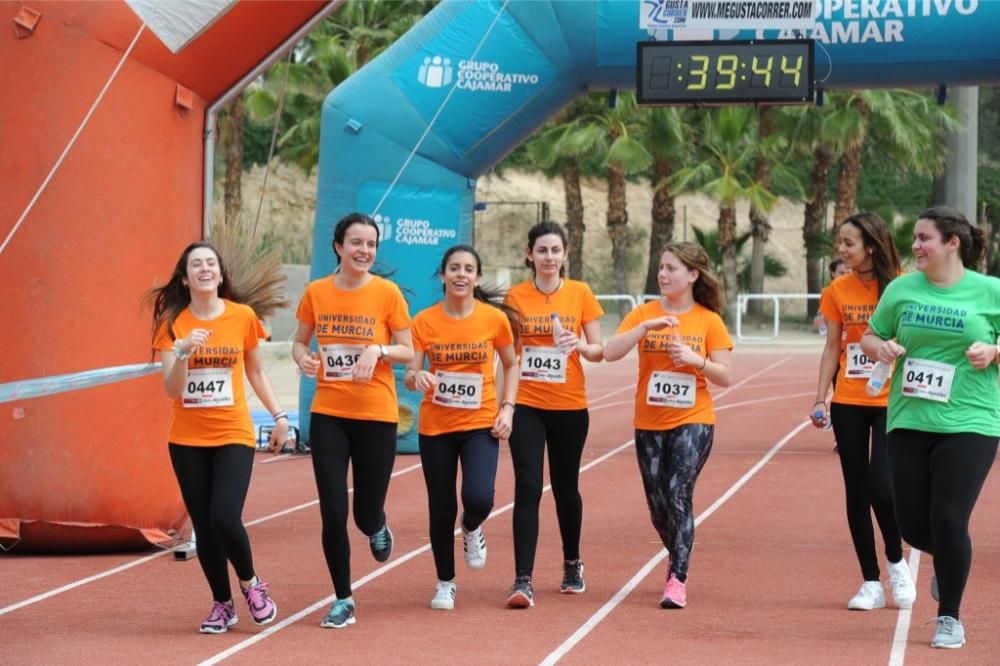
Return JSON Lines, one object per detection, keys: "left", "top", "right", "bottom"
{"left": 413, "top": 369, "right": 436, "bottom": 394}
{"left": 809, "top": 401, "right": 829, "bottom": 429}
{"left": 877, "top": 340, "right": 907, "bottom": 364}
{"left": 298, "top": 351, "right": 321, "bottom": 378}
{"left": 179, "top": 328, "right": 212, "bottom": 355}
{"left": 643, "top": 316, "right": 681, "bottom": 332}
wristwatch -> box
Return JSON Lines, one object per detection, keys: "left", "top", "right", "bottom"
{"left": 172, "top": 339, "right": 191, "bottom": 360}
{"left": 378, "top": 344, "right": 388, "bottom": 359}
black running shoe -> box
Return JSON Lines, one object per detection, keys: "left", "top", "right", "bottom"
{"left": 506, "top": 576, "right": 534, "bottom": 608}
{"left": 560, "top": 560, "right": 586, "bottom": 594}
{"left": 368, "top": 523, "right": 393, "bottom": 563}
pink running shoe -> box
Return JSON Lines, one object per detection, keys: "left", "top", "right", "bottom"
{"left": 242, "top": 579, "right": 277, "bottom": 625}
{"left": 200, "top": 600, "right": 238, "bottom": 634}
{"left": 660, "top": 574, "right": 687, "bottom": 609}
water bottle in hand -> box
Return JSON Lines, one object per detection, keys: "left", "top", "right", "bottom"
{"left": 551, "top": 313, "right": 569, "bottom": 353}
{"left": 865, "top": 362, "right": 891, "bottom": 396}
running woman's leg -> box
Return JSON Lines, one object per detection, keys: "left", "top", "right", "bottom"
{"left": 509, "top": 405, "right": 547, "bottom": 577}
{"left": 310, "top": 413, "right": 354, "bottom": 599}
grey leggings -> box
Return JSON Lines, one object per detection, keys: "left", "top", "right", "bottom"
{"left": 634, "top": 425, "right": 714, "bottom": 582}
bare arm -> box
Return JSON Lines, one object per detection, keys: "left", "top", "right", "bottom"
{"left": 811, "top": 319, "right": 843, "bottom": 427}
{"left": 245, "top": 346, "right": 290, "bottom": 449}
{"left": 578, "top": 319, "right": 605, "bottom": 362}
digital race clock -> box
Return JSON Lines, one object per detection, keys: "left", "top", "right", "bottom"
{"left": 636, "top": 39, "right": 814, "bottom": 106}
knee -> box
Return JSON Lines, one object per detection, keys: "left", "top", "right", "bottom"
{"left": 462, "top": 492, "right": 495, "bottom": 522}
{"left": 209, "top": 505, "right": 243, "bottom": 536}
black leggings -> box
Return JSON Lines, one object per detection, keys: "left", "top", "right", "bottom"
{"left": 509, "top": 405, "right": 589, "bottom": 577}
{"left": 830, "top": 402, "right": 903, "bottom": 581}
{"left": 419, "top": 429, "right": 498, "bottom": 581}
{"left": 887, "top": 429, "right": 998, "bottom": 619}
{"left": 169, "top": 443, "right": 256, "bottom": 603}
{"left": 310, "top": 413, "right": 397, "bottom": 599}
{"left": 634, "top": 425, "right": 713, "bottom": 582}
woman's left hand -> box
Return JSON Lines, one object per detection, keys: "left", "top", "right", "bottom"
{"left": 352, "top": 345, "right": 380, "bottom": 382}
{"left": 491, "top": 404, "right": 514, "bottom": 440}
{"left": 667, "top": 341, "right": 701, "bottom": 368}
{"left": 966, "top": 342, "right": 999, "bottom": 370}
{"left": 267, "top": 419, "right": 291, "bottom": 455}
{"left": 555, "top": 329, "right": 579, "bottom": 354}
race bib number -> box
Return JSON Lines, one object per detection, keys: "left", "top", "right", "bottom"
{"left": 182, "top": 368, "right": 234, "bottom": 408}
{"left": 845, "top": 343, "right": 875, "bottom": 379}
{"left": 646, "top": 371, "right": 696, "bottom": 408}
{"left": 520, "top": 346, "right": 567, "bottom": 383}
{"left": 901, "top": 358, "right": 955, "bottom": 403}
{"left": 320, "top": 344, "right": 365, "bottom": 381}
{"left": 433, "top": 371, "right": 483, "bottom": 410}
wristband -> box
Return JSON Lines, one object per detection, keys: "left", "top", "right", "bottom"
{"left": 699, "top": 356, "right": 708, "bottom": 370}
{"left": 378, "top": 344, "right": 388, "bottom": 359}
{"left": 272, "top": 411, "right": 288, "bottom": 423}
{"left": 499, "top": 400, "right": 515, "bottom": 410}
{"left": 172, "top": 340, "right": 191, "bottom": 360}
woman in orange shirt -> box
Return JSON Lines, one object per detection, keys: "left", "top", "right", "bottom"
{"left": 404, "top": 244, "right": 520, "bottom": 611}
{"left": 604, "top": 242, "right": 732, "bottom": 609}
{"left": 292, "top": 213, "right": 413, "bottom": 629}
{"left": 810, "top": 212, "right": 914, "bottom": 611}
{"left": 149, "top": 242, "right": 287, "bottom": 634}
{"left": 503, "top": 221, "right": 604, "bottom": 608}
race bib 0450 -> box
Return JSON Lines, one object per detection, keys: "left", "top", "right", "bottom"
{"left": 432, "top": 370, "right": 484, "bottom": 410}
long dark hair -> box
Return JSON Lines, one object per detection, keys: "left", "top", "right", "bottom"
{"left": 145, "top": 241, "right": 235, "bottom": 348}
{"left": 661, "top": 242, "right": 724, "bottom": 316}
{"left": 524, "top": 221, "right": 568, "bottom": 277}
{"left": 841, "top": 212, "right": 901, "bottom": 295}
{"left": 919, "top": 206, "right": 986, "bottom": 269}
{"left": 439, "top": 244, "right": 521, "bottom": 345}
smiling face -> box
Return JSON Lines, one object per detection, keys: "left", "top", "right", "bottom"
{"left": 441, "top": 250, "right": 480, "bottom": 298}
{"left": 334, "top": 222, "right": 378, "bottom": 275}
{"left": 527, "top": 233, "right": 565, "bottom": 279}
{"left": 183, "top": 247, "right": 222, "bottom": 294}
{"left": 837, "top": 222, "right": 873, "bottom": 272}
{"left": 658, "top": 250, "right": 697, "bottom": 298}
{"left": 912, "top": 218, "right": 959, "bottom": 272}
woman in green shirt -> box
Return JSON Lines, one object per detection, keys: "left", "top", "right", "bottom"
{"left": 862, "top": 206, "right": 1000, "bottom": 650}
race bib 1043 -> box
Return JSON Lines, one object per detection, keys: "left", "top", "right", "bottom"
{"left": 520, "top": 346, "right": 567, "bottom": 383}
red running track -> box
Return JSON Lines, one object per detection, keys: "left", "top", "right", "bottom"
{"left": 2, "top": 351, "right": 999, "bottom": 665}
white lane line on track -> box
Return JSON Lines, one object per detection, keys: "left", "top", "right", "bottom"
{"left": 198, "top": 438, "right": 639, "bottom": 665}
{"left": 889, "top": 549, "right": 922, "bottom": 666}
{"left": 0, "top": 462, "right": 425, "bottom": 617}
{"left": 1, "top": 360, "right": 790, "bottom": 620}
{"left": 539, "top": 419, "right": 812, "bottom": 666}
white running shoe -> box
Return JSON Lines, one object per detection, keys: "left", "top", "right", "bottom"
{"left": 887, "top": 559, "right": 916, "bottom": 609}
{"left": 848, "top": 581, "right": 886, "bottom": 610}
{"left": 462, "top": 525, "right": 487, "bottom": 570}
{"left": 431, "top": 580, "right": 457, "bottom": 610}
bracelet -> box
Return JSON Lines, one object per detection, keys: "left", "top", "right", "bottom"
{"left": 172, "top": 340, "right": 191, "bottom": 360}
{"left": 499, "top": 400, "right": 515, "bottom": 410}
{"left": 699, "top": 356, "right": 708, "bottom": 370}
{"left": 813, "top": 400, "right": 826, "bottom": 406}
{"left": 271, "top": 411, "right": 288, "bottom": 423}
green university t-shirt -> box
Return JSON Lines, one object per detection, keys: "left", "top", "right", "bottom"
{"left": 868, "top": 270, "right": 1000, "bottom": 437}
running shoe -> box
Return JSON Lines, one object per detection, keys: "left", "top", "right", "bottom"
{"left": 660, "top": 573, "right": 687, "bottom": 609}
{"left": 506, "top": 576, "right": 534, "bottom": 608}
{"left": 321, "top": 598, "right": 356, "bottom": 629}
{"left": 847, "top": 581, "right": 886, "bottom": 610}
{"left": 242, "top": 578, "right": 277, "bottom": 625}
{"left": 462, "top": 523, "right": 487, "bottom": 570}
{"left": 431, "top": 580, "right": 457, "bottom": 610}
{"left": 200, "top": 600, "right": 238, "bottom": 634}
{"left": 931, "top": 616, "right": 965, "bottom": 649}
{"left": 560, "top": 560, "right": 586, "bottom": 594}
{"left": 887, "top": 558, "right": 916, "bottom": 609}
{"left": 368, "top": 523, "right": 394, "bottom": 563}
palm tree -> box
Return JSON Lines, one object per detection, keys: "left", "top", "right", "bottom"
{"left": 328, "top": 0, "right": 433, "bottom": 67}
{"left": 643, "top": 107, "right": 688, "bottom": 296}
{"left": 690, "top": 227, "right": 787, "bottom": 291}
{"left": 219, "top": 93, "right": 244, "bottom": 226}
{"left": 670, "top": 107, "right": 777, "bottom": 322}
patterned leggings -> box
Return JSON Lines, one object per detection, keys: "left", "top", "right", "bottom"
{"left": 634, "top": 425, "right": 714, "bottom": 582}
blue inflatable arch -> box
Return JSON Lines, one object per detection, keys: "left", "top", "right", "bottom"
{"left": 304, "top": 0, "right": 1000, "bottom": 448}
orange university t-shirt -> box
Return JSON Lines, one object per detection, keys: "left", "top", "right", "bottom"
{"left": 617, "top": 301, "right": 733, "bottom": 431}
{"left": 504, "top": 279, "right": 604, "bottom": 411}
{"left": 411, "top": 301, "right": 515, "bottom": 436}
{"left": 296, "top": 275, "right": 411, "bottom": 423}
{"left": 154, "top": 300, "right": 267, "bottom": 448}
{"left": 819, "top": 272, "right": 888, "bottom": 406}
